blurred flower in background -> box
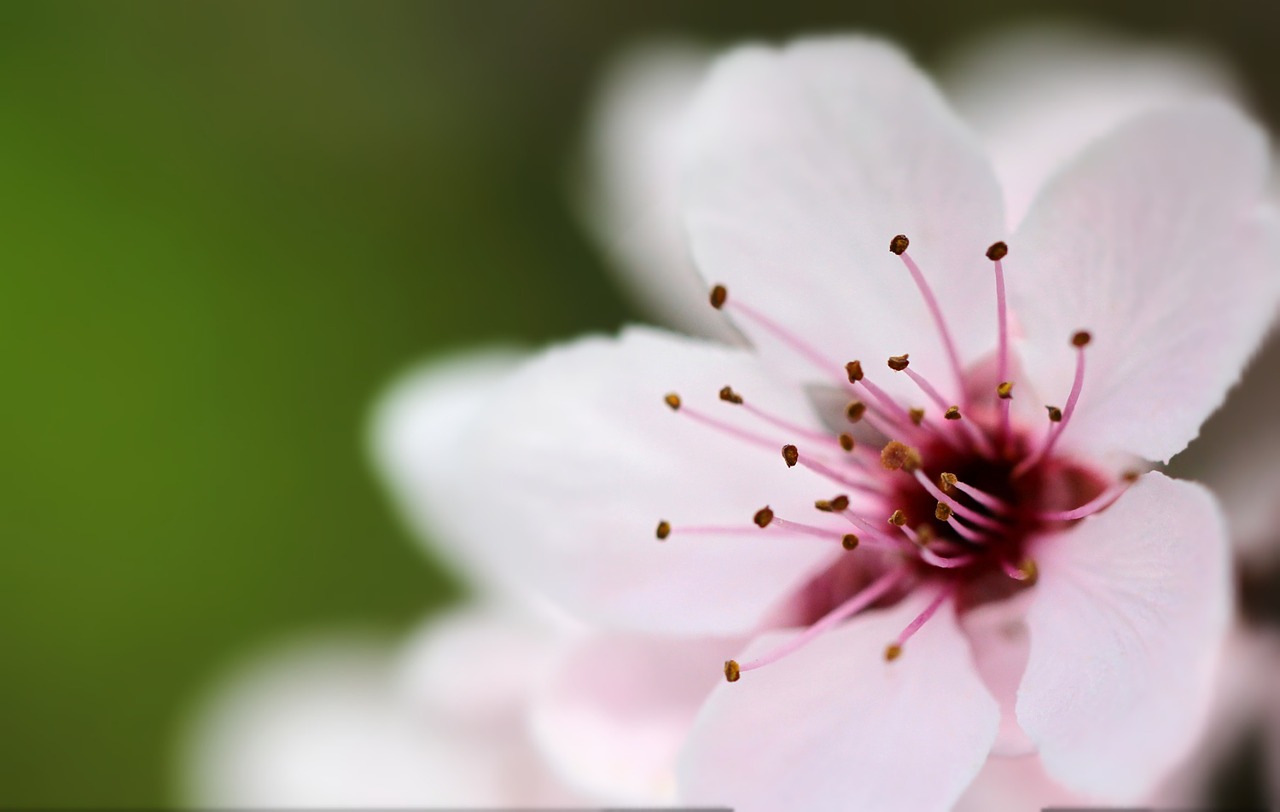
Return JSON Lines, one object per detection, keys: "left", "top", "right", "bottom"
{"left": 182, "top": 22, "right": 1280, "bottom": 812}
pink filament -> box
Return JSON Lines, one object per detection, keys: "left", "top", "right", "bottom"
{"left": 737, "top": 567, "right": 907, "bottom": 674}
{"left": 949, "top": 478, "right": 1010, "bottom": 513}
{"left": 1037, "top": 479, "right": 1131, "bottom": 522}
{"left": 1016, "top": 343, "right": 1087, "bottom": 477}
{"left": 899, "top": 251, "right": 968, "bottom": 405}
{"left": 911, "top": 469, "right": 1004, "bottom": 531}
{"left": 993, "top": 258, "right": 1012, "bottom": 446}
{"left": 891, "top": 583, "right": 955, "bottom": 648}
{"left": 727, "top": 299, "right": 844, "bottom": 385}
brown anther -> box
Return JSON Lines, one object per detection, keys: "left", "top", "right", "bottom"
{"left": 884, "top": 643, "right": 903, "bottom": 662}
{"left": 845, "top": 360, "right": 864, "bottom": 383}
{"left": 940, "top": 472, "right": 958, "bottom": 492}
{"left": 1072, "top": 330, "right": 1092, "bottom": 348}
{"left": 656, "top": 520, "right": 671, "bottom": 540}
{"left": 997, "top": 381, "right": 1014, "bottom": 400}
{"left": 881, "top": 440, "right": 922, "bottom": 473}
{"left": 781, "top": 444, "right": 799, "bottom": 468}
{"left": 887, "top": 354, "right": 911, "bottom": 371}
{"left": 1046, "top": 405, "right": 1063, "bottom": 423}
{"left": 830, "top": 494, "right": 850, "bottom": 512}
{"left": 909, "top": 407, "right": 925, "bottom": 426}
{"left": 664, "top": 393, "right": 682, "bottom": 411}
{"left": 846, "top": 400, "right": 867, "bottom": 422}
{"left": 709, "top": 285, "right": 728, "bottom": 310}
{"left": 724, "top": 659, "right": 741, "bottom": 682}
{"left": 842, "top": 533, "right": 860, "bottom": 551}
{"left": 935, "top": 502, "right": 953, "bottom": 521}
{"left": 719, "top": 386, "right": 743, "bottom": 404}
{"left": 753, "top": 506, "right": 774, "bottom": 528}
{"left": 889, "top": 234, "right": 910, "bottom": 255}
{"left": 838, "top": 433, "right": 856, "bottom": 452}
{"left": 986, "top": 241, "right": 1008, "bottom": 261}
{"left": 814, "top": 499, "right": 832, "bottom": 512}
{"left": 888, "top": 509, "right": 908, "bottom": 527}
{"left": 944, "top": 405, "right": 962, "bottom": 421}
{"left": 916, "top": 524, "right": 937, "bottom": 544}
{"left": 1122, "top": 470, "right": 1141, "bottom": 483}
{"left": 1014, "top": 558, "right": 1039, "bottom": 586}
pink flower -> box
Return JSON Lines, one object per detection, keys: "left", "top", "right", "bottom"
{"left": 426, "top": 36, "right": 1280, "bottom": 810}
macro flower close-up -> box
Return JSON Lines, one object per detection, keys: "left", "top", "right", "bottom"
{"left": 11, "top": 6, "right": 1280, "bottom": 811}
{"left": 350, "top": 33, "right": 1280, "bottom": 812}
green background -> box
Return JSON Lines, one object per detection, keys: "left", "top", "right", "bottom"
{"left": 1, "top": 1, "right": 1277, "bottom": 806}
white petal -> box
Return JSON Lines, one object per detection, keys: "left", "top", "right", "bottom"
{"left": 528, "top": 632, "right": 743, "bottom": 805}
{"left": 679, "top": 592, "right": 1000, "bottom": 812}
{"left": 370, "top": 349, "right": 527, "bottom": 591}
{"left": 1016, "top": 472, "right": 1232, "bottom": 800}
{"left": 453, "top": 326, "right": 841, "bottom": 636}
{"left": 941, "top": 23, "right": 1240, "bottom": 230}
{"left": 1008, "top": 104, "right": 1280, "bottom": 463}
{"left": 180, "top": 632, "right": 576, "bottom": 807}
{"left": 577, "top": 41, "right": 739, "bottom": 342}
{"left": 682, "top": 37, "right": 1004, "bottom": 400}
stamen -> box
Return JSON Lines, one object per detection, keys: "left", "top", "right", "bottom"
{"left": 884, "top": 583, "right": 956, "bottom": 662}
{"left": 845, "top": 360, "right": 864, "bottom": 382}
{"left": 673, "top": 402, "right": 787, "bottom": 457}
{"left": 846, "top": 401, "right": 867, "bottom": 422}
{"left": 1000, "top": 557, "right": 1039, "bottom": 584}
{"left": 838, "top": 433, "right": 856, "bottom": 452}
{"left": 908, "top": 407, "right": 925, "bottom": 426}
{"left": 881, "top": 441, "right": 923, "bottom": 473}
{"left": 911, "top": 469, "right": 1004, "bottom": 531}
{"left": 815, "top": 494, "right": 851, "bottom": 513}
{"left": 754, "top": 506, "right": 774, "bottom": 527}
{"left": 988, "top": 242, "right": 1013, "bottom": 446}
{"left": 656, "top": 520, "right": 671, "bottom": 540}
{"left": 782, "top": 444, "right": 799, "bottom": 468}
{"left": 1046, "top": 406, "right": 1063, "bottom": 422}
{"left": 842, "top": 534, "right": 860, "bottom": 551}
{"left": 1036, "top": 477, "right": 1132, "bottom": 522}
{"left": 1016, "top": 332, "right": 1090, "bottom": 477}
{"left": 892, "top": 236, "right": 968, "bottom": 404}
{"left": 730, "top": 567, "right": 908, "bottom": 680}
{"left": 887, "top": 354, "right": 910, "bottom": 372}
{"left": 939, "top": 472, "right": 1010, "bottom": 513}
{"left": 919, "top": 549, "right": 977, "bottom": 569}
{"left": 898, "top": 366, "right": 993, "bottom": 455}
{"left": 664, "top": 393, "right": 682, "bottom": 411}
{"left": 713, "top": 285, "right": 845, "bottom": 383}
{"left": 718, "top": 386, "right": 743, "bottom": 404}
{"left": 944, "top": 406, "right": 962, "bottom": 421}
{"left": 788, "top": 444, "right": 889, "bottom": 496}
{"left": 724, "top": 390, "right": 845, "bottom": 451}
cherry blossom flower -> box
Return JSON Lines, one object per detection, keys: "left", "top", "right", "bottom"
{"left": 425, "top": 36, "right": 1280, "bottom": 810}
{"left": 184, "top": 31, "right": 1280, "bottom": 811}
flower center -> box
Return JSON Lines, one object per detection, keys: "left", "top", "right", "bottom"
{"left": 656, "top": 235, "right": 1134, "bottom": 680}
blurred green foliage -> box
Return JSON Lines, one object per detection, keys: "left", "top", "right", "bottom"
{"left": 0, "top": 0, "right": 1277, "bottom": 806}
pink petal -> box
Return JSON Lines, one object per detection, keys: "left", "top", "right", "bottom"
{"left": 953, "top": 754, "right": 1099, "bottom": 812}
{"left": 371, "top": 349, "right": 527, "bottom": 592}
{"left": 1007, "top": 103, "right": 1280, "bottom": 463}
{"left": 578, "top": 42, "right": 740, "bottom": 343}
{"left": 181, "top": 633, "right": 577, "bottom": 807}
{"left": 449, "top": 326, "right": 841, "bottom": 636}
{"left": 528, "top": 632, "right": 743, "bottom": 804}
{"left": 1169, "top": 336, "right": 1280, "bottom": 564}
{"left": 1016, "top": 472, "right": 1232, "bottom": 800}
{"left": 941, "top": 23, "right": 1240, "bottom": 230}
{"left": 960, "top": 591, "right": 1036, "bottom": 757}
{"left": 682, "top": 37, "right": 1004, "bottom": 400}
{"left": 678, "top": 592, "right": 1000, "bottom": 812}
